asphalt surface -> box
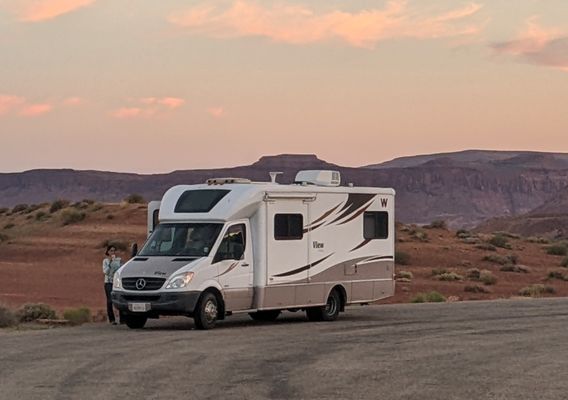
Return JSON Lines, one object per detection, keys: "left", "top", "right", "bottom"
{"left": 1, "top": 298, "right": 568, "bottom": 400}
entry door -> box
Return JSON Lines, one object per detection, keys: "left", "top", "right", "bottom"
{"left": 215, "top": 222, "right": 253, "bottom": 310}
{"left": 267, "top": 200, "right": 309, "bottom": 285}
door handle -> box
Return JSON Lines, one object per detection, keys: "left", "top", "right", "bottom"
{"left": 241, "top": 262, "right": 250, "bottom": 267}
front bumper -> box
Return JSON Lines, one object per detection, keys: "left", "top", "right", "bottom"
{"left": 112, "top": 290, "right": 201, "bottom": 316}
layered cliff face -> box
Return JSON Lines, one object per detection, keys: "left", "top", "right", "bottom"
{"left": 1, "top": 151, "right": 568, "bottom": 228}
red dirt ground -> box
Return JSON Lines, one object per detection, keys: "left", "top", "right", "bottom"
{"left": 1, "top": 204, "right": 567, "bottom": 313}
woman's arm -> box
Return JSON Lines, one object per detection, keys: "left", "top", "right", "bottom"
{"left": 102, "top": 258, "right": 111, "bottom": 275}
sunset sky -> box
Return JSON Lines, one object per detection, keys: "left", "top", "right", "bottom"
{"left": 1, "top": 0, "right": 567, "bottom": 173}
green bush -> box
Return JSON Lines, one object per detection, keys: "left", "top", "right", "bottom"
{"left": 18, "top": 303, "right": 57, "bottom": 322}
{"left": 63, "top": 307, "right": 91, "bottom": 326}
{"left": 519, "top": 284, "right": 555, "bottom": 297}
{"left": 61, "top": 210, "right": 86, "bottom": 225}
{"left": 464, "top": 285, "right": 490, "bottom": 294}
{"left": 411, "top": 291, "right": 446, "bottom": 303}
{"left": 479, "top": 270, "right": 497, "bottom": 285}
{"left": 125, "top": 194, "right": 145, "bottom": 204}
{"left": 437, "top": 272, "right": 464, "bottom": 282}
{"left": 489, "top": 235, "right": 511, "bottom": 249}
{"left": 3, "top": 223, "right": 15, "bottom": 230}
{"left": 546, "top": 244, "right": 568, "bottom": 256}
{"left": 50, "top": 199, "right": 70, "bottom": 213}
{"left": 395, "top": 251, "right": 411, "bottom": 266}
{"left": 11, "top": 204, "right": 28, "bottom": 214}
{"left": 35, "top": 211, "right": 49, "bottom": 221}
{"left": 0, "top": 305, "right": 17, "bottom": 328}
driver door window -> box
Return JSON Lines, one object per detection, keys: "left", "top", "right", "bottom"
{"left": 213, "top": 224, "right": 246, "bottom": 263}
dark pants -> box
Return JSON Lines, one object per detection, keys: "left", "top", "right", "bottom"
{"left": 104, "top": 282, "right": 115, "bottom": 323}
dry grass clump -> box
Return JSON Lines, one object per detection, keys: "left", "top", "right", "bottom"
{"left": 125, "top": 194, "right": 145, "bottom": 204}
{"left": 431, "top": 268, "right": 449, "bottom": 277}
{"left": 518, "top": 284, "right": 555, "bottom": 297}
{"left": 476, "top": 243, "right": 497, "bottom": 251}
{"left": 18, "top": 303, "right": 57, "bottom": 322}
{"left": 483, "top": 254, "right": 517, "bottom": 265}
{"left": 411, "top": 291, "right": 446, "bottom": 303}
{"left": 395, "top": 251, "right": 411, "bottom": 266}
{"left": 562, "top": 257, "right": 568, "bottom": 268}
{"left": 500, "top": 264, "right": 531, "bottom": 273}
{"left": 396, "top": 271, "right": 413, "bottom": 281}
{"left": 436, "top": 272, "right": 464, "bottom": 282}
{"left": 49, "top": 199, "right": 70, "bottom": 213}
{"left": 0, "top": 207, "right": 9, "bottom": 215}
{"left": 35, "top": 211, "right": 49, "bottom": 221}
{"left": 0, "top": 305, "right": 17, "bottom": 328}
{"left": 11, "top": 204, "right": 29, "bottom": 214}
{"left": 0, "top": 233, "right": 10, "bottom": 244}
{"left": 3, "top": 223, "right": 15, "bottom": 230}
{"left": 63, "top": 307, "right": 91, "bottom": 326}
{"left": 464, "top": 285, "right": 491, "bottom": 294}
{"left": 488, "top": 234, "right": 512, "bottom": 250}
{"left": 479, "top": 270, "right": 497, "bottom": 285}
{"left": 466, "top": 268, "right": 481, "bottom": 280}
{"left": 547, "top": 270, "right": 568, "bottom": 281}
{"left": 526, "top": 236, "right": 549, "bottom": 244}
{"left": 546, "top": 244, "right": 568, "bottom": 256}
{"left": 61, "top": 209, "right": 86, "bottom": 225}
{"left": 425, "top": 220, "right": 447, "bottom": 230}
{"left": 408, "top": 227, "right": 429, "bottom": 242}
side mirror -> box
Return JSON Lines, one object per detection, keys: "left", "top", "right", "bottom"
{"left": 131, "top": 243, "right": 138, "bottom": 258}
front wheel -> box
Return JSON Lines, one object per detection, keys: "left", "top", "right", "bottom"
{"left": 249, "top": 310, "right": 281, "bottom": 322}
{"left": 306, "top": 290, "right": 341, "bottom": 322}
{"left": 194, "top": 292, "right": 219, "bottom": 330}
{"left": 123, "top": 314, "right": 148, "bottom": 329}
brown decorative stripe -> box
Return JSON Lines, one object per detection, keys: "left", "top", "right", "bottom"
{"left": 325, "top": 194, "right": 376, "bottom": 226}
{"left": 216, "top": 261, "right": 239, "bottom": 277}
{"left": 350, "top": 239, "right": 371, "bottom": 252}
{"left": 307, "top": 202, "right": 343, "bottom": 227}
{"left": 338, "top": 201, "right": 373, "bottom": 225}
{"left": 364, "top": 255, "right": 394, "bottom": 262}
{"left": 273, "top": 253, "right": 334, "bottom": 278}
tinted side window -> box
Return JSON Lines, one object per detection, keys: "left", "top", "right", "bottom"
{"left": 175, "top": 190, "right": 230, "bottom": 213}
{"left": 364, "top": 212, "right": 389, "bottom": 239}
{"left": 274, "top": 214, "right": 303, "bottom": 240}
{"left": 213, "top": 224, "right": 246, "bottom": 263}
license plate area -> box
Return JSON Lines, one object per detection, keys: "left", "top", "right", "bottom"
{"left": 129, "top": 302, "right": 151, "bottom": 312}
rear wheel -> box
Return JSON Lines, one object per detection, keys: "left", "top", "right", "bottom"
{"left": 194, "top": 292, "right": 219, "bottom": 330}
{"left": 249, "top": 310, "right": 281, "bottom": 322}
{"left": 123, "top": 314, "right": 147, "bottom": 329}
{"left": 306, "top": 290, "right": 341, "bottom": 322}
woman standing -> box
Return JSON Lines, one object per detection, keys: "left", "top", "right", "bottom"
{"left": 102, "top": 245, "right": 121, "bottom": 325}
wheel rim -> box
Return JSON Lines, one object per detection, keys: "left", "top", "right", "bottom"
{"left": 204, "top": 300, "right": 218, "bottom": 323}
{"left": 325, "top": 295, "right": 338, "bottom": 316}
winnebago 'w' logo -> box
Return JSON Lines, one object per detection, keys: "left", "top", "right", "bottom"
{"left": 380, "top": 198, "right": 388, "bottom": 207}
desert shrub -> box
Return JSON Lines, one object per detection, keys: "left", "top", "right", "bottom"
{"left": 91, "top": 203, "right": 104, "bottom": 212}
{"left": 412, "top": 291, "right": 446, "bottom": 303}
{"left": 479, "top": 270, "right": 497, "bottom": 285}
{"left": 488, "top": 235, "right": 511, "bottom": 249}
{"left": 61, "top": 210, "right": 86, "bottom": 225}
{"left": 0, "top": 207, "right": 8, "bottom": 215}
{"left": 464, "top": 284, "right": 490, "bottom": 294}
{"left": 561, "top": 258, "right": 568, "bottom": 268}
{"left": 395, "top": 251, "right": 411, "bottom": 266}
{"left": 35, "top": 211, "right": 49, "bottom": 221}
{"left": 23, "top": 204, "right": 41, "bottom": 214}
{"left": 125, "top": 194, "right": 145, "bottom": 204}
{"left": 456, "top": 229, "right": 471, "bottom": 239}
{"left": 81, "top": 199, "right": 95, "bottom": 205}
{"left": 501, "top": 264, "right": 531, "bottom": 273}
{"left": 11, "top": 204, "right": 28, "bottom": 214}
{"left": 425, "top": 220, "right": 447, "bottom": 230}
{"left": 63, "top": 307, "right": 91, "bottom": 326}
{"left": 0, "top": 305, "right": 17, "bottom": 328}
{"left": 50, "top": 199, "right": 70, "bottom": 213}
{"left": 71, "top": 201, "right": 89, "bottom": 210}
{"left": 507, "top": 254, "right": 519, "bottom": 265}
{"left": 519, "top": 284, "right": 555, "bottom": 297}
{"left": 409, "top": 228, "right": 429, "bottom": 242}
{"left": 3, "top": 223, "right": 15, "bottom": 230}
{"left": 437, "top": 272, "right": 464, "bottom": 282}
{"left": 106, "top": 214, "right": 115, "bottom": 220}
{"left": 396, "top": 271, "right": 413, "bottom": 280}
{"left": 0, "top": 233, "right": 9, "bottom": 243}
{"left": 18, "top": 303, "right": 57, "bottom": 322}
{"left": 483, "top": 254, "right": 509, "bottom": 265}
{"left": 546, "top": 244, "right": 568, "bottom": 256}
{"left": 526, "top": 236, "right": 549, "bottom": 244}
{"left": 466, "top": 268, "right": 481, "bottom": 280}
{"left": 495, "top": 231, "right": 521, "bottom": 240}
{"left": 99, "top": 239, "right": 128, "bottom": 251}
{"left": 476, "top": 243, "right": 497, "bottom": 251}
{"left": 431, "top": 268, "right": 449, "bottom": 277}
{"left": 547, "top": 270, "right": 568, "bottom": 281}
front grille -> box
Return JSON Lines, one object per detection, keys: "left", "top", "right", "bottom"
{"left": 122, "top": 277, "right": 166, "bottom": 291}
{"left": 122, "top": 295, "right": 161, "bottom": 302}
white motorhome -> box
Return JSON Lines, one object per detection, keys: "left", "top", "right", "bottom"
{"left": 112, "top": 170, "right": 395, "bottom": 329}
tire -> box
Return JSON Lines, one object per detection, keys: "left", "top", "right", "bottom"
{"left": 194, "top": 292, "right": 219, "bottom": 330}
{"left": 249, "top": 310, "right": 281, "bottom": 322}
{"left": 306, "top": 290, "right": 341, "bottom": 322}
{"left": 123, "top": 314, "right": 147, "bottom": 329}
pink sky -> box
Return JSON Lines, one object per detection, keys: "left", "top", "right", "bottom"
{"left": 0, "top": 0, "right": 567, "bottom": 173}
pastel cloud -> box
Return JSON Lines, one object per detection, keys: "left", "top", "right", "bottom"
{"left": 492, "top": 18, "right": 568, "bottom": 71}
{"left": 62, "top": 96, "right": 83, "bottom": 106}
{"left": 0, "top": 94, "right": 54, "bottom": 118}
{"left": 111, "top": 97, "right": 185, "bottom": 119}
{"left": 169, "top": 0, "right": 484, "bottom": 48}
{"left": 5, "top": 0, "right": 96, "bottom": 22}
{"left": 207, "top": 107, "right": 224, "bottom": 118}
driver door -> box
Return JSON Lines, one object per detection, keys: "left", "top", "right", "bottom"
{"left": 214, "top": 222, "right": 253, "bottom": 311}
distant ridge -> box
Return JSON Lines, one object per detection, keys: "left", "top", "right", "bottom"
{"left": 2, "top": 150, "right": 568, "bottom": 228}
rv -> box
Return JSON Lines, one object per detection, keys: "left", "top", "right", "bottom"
{"left": 112, "top": 170, "right": 395, "bottom": 329}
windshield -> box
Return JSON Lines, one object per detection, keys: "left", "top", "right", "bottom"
{"left": 139, "top": 223, "right": 223, "bottom": 257}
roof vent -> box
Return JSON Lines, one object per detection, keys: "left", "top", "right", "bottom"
{"left": 294, "top": 170, "right": 341, "bottom": 187}
{"left": 206, "top": 177, "right": 251, "bottom": 185}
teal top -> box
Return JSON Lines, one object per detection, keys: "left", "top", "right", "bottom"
{"left": 102, "top": 257, "right": 121, "bottom": 283}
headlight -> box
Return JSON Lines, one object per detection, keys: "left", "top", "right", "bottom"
{"left": 165, "top": 272, "right": 194, "bottom": 289}
{"left": 113, "top": 272, "right": 121, "bottom": 290}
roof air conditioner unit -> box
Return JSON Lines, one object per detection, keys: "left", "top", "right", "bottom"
{"left": 294, "top": 170, "right": 341, "bottom": 187}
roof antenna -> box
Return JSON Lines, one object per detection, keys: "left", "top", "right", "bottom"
{"left": 269, "top": 171, "right": 283, "bottom": 184}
